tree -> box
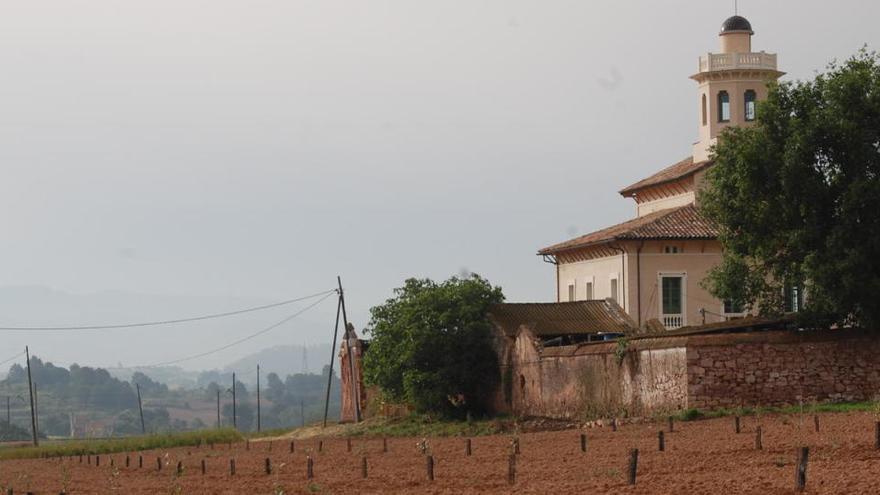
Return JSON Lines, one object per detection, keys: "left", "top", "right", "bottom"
{"left": 701, "top": 49, "right": 880, "bottom": 328}
{"left": 362, "top": 274, "right": 504, "bottom": 417}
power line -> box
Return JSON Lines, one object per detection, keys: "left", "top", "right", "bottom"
{"left": 139, "top": 291, "right": 336, "bottom": 368}
{"left": 0, "top": 289, "right": 336, "bottom": 332}
{"left": 0, "top": 351, "right": 25, "bottom": 367}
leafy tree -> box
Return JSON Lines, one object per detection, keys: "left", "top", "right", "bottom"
{"left": 701, "top": 49, "right": 880, "bottom": 328}
{"left": 363, "top": 274, "right": 504, "bottom": 417}
{"left": 131, "top": 372, "right": 169, "bottom": 395}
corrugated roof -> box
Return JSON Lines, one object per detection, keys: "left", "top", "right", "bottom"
{"left": 538, "top": 205, "right": 719, "bottom": 255}
{"left": 619, "top": 157, "right": 713, "bottom": 196}
{"left": 488, "top": 300, "right": 637, "bottom": 337}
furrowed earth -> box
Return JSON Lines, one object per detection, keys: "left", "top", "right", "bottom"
{"left": 2, "top": 411, "right": 879, "bottom": 494}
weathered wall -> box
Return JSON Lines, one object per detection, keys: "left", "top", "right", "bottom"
{"left": 687, "top": 330, "right": 880, "bottom": 409}
{"left": 339, "top": 335, "right": 367, "bottom": 423}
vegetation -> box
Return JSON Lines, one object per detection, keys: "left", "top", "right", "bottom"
{"left": 701, "top": 49, "right": 880, "bottom": 328}
{"left": 0, "top": 428, "right": 242, "bottom": 461}
{"left": 674, "top": 400, "right": 880, "bottom": 422}
{"left": 363, "top": 275, "right": 504, "bottom": 417}
{"left": 344, "top": 414, "right": 505, "bottom": 438}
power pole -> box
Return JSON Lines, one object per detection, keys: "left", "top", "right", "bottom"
{"left": 25, "top": 346, "right": 38, "bottom": 446}
{"left": 216, "top": 389, "right": 221, "bottom": 428}
{"left": 33, "top": 382, "right": 39, "bottom": 439}
{"left": 256, "top": 364, "right": 261, "bottom": 433}
{"left": 136, "top": 383, "right": 146, "bottom": 435}
{"left": 339, "top": 277, "right": 362, "bottom": 422}
{"left": 232, "top": 373, "right": 237, "bottom": 430}
{"left": 6, "top": 396, "right": 9, "bottom": 425}
{"left": 322, "top": 294, "right": 343, "bottom": 427}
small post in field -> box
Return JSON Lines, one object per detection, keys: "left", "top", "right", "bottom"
{"left": 177, "top": 461, "right": 183, "bottom": 476}
{"left": 230, "top": 458, "right": 236, "bottom": 476}
{"left": 156, "top": 457, "right": 162, "bottom": 471}
{"left": 580, "top": 433, "right": 587, "bottom": 453}
{"left": 755, "top": 426, "right": 763, "bottom": 450}
{"left": 507, "top": 454, "right": 516, "bottom": 485}
{"left": 382, "top": 437, "right": 388, "bottom": 453}
{"left": 512, "top": 437, "right": 520, "bottom": 455}
{"left": 875, "top": 422, "right": 880, "bottom": 450}
{"left": 289, "top": 440, "right": 295, "bottom": 453}
{"left": 307, "top": 456, "right": 314, "bottom": 479}
{"left": 347, "top": 437, "right": 352, "bottom": 452}
{"left": 246, "top": 439, "right": 250, "bottom": 451}
{"left": 268, "top": 441, "right": 272, "bottom": 452}
{"left": 265, "top": 458, "right": 271, "bottom": 475}
{"left": 87, "top": 455, "right": 91, "bottom": 465}
{"left": 627, "top": 448, "right": 639, "bottom": 485}
{"left": 318, "top": 440, "right": 323, "bottom": 452}
{"left": 668, "top": 416, "right": 675, "bottom": 432}
{"left": 794, "top": 447, "right": 809, "bottom": 492}
{"left": 110, "top": 458, "right": 114, "bottom": 467}
{"left": 612, "top": 418, "right": 618, "bottom": 432}
{"left": 813, "top": 415, "right": 819, "bottom": 433}
{"left": 138, "top": 455, "right": 143, "bottom": 468}
{"left": 465, "top": 438, "right": 471, "bottom": 456}
{"left": 95, "top": 456, "right": 100, "bottom": 467}
{"left": 426, "top": 455, "right": 435, "bottom": 481}
{"left": 658, "top": 430, "right": 665, "bottom": 452}
{"left": 125, "top": 456, "right": 130, "bottom": 468}
{"left": 735, "top": 416, "right": 741, "bottom": 434}
{"left": 361, "top": 456, "right": 368, "bottom": 478}
{"left": 201, "top": 459, "right": 206, "bottom": 475}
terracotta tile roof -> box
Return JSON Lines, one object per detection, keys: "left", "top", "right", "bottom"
{"left": 538, "top": 205, "right": 718, "bottom": 255}
{"left": 488, "top": 300, "right": 636, "bottom": 337}
{"left": 619, "top": 156, "right": 713, "bottom": 196}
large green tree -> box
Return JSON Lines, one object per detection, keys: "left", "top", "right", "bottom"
{"left": 363, "top": 275, "right": 504, "bottom": 417}
{"left": 701, "top": 50, "right": 880, "bottom": 328}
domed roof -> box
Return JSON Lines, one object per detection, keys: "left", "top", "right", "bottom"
{"left": 720, "top": 15, "right": 753, "bottom": 34}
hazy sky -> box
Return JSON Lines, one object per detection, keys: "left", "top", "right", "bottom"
{"left": 1, "top": 1, "right": 878, "bottom": 371}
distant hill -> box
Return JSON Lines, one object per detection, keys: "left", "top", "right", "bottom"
{"left": 222, "top": 343, "right": 333, "bottom": 382}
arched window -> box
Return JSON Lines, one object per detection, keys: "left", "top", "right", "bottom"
{"left": 718, "top": 91, "right": 730, "bottom": 122}
{"left": 744, "top": 90, "right": 757, "bottom": 121}
{"left": 701, "top": 94, "right": 707, "bottom": 126}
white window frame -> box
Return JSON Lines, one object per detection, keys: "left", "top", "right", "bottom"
{"left": 721, "top": 300, "right": 747, "bottom": 319}
{"left": 658, "top": 272, "right": 687, "bottom": 329}
{"left": 567, "top": 281, "right": 576, "bottom": 302}
{"left": 585, "top": 276, "right": 595, "bottom": 301}
{"left": 609, "top": 273, "right": 620, "bottom": 304}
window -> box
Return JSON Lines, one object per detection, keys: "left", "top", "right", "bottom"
{"left": 784, "top": 284, "right": 803, "bottom": 313}
{"left": 744, "top": 90, "right": 757, "bottom": 121}
{"left": 659, "top": 273, "right": 686, "bottom": 329}
{"left": 610, "top": 278, "right": 619, "bottom": 303}
{"left": 718, "top": 91, "right": 730, "bottom": 122}
{"left": 662, "top": 277, "right": 683, "bottom": 315}
{"left": 701, "top": 94, "right": 707, "bottom": 126}
{"left": 664, "top": 246, "right": 680, "bottom": 254}
{"left": 567, "top": 284, "right": 576, "bottom": 302}
{"left": 585, "top": 281, "right": 594, "bottom": 300}
{"left": 724, "top": 299, "right": 745, "bottom": 315}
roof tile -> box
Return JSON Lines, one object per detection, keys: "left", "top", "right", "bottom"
{"left": 619, "top": 157, "right": 713, "bottom": 196}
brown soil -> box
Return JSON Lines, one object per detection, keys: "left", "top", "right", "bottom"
{"left": 2, "top": 411, "right": 880, "bottom": 494}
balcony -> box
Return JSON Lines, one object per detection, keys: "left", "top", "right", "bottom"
{"left": 662, "top": 314, "right": 684, "bottom": 330}
{"left": 698, "top": 52, "right": 778, "bottom": 73}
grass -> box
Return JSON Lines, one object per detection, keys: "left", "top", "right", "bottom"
{"left": 343, "top": 414, "right": 508, "bottom": 438}
{"left": 244, "top": 427, "right": 298, "bottom": 440}
{"left": 0, "top": 428, "right": 243, "bottom": 461}
{"left": 673, "top": 400, "right": 880, "bottom": 422}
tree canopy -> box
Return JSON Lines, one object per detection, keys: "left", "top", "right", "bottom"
{"left": 701, "top": 49, "right": 880, "bottom": 328}
{"left": 362, "top": 274, "right": 504, "bottom": 417}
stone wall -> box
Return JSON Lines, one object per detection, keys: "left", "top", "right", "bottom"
{"left": 686, "top": 330, "right": 880, "bottom": 409}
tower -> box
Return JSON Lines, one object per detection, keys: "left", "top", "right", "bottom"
{"left": 691, "top": 16, "right": 784, "bottom": 162}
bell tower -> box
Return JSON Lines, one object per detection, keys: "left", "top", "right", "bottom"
{"left": 691, "top": 16, "right": 784, "bottom": 162}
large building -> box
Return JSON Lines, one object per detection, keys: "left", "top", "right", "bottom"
{"left": 539, "top": 16, "right": 785, "bottom": 330}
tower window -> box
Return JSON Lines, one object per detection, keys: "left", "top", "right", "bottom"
{"left": 701, "top": 94, "right": 707, "bottom": 126}
{"left": 744, "top": 90, "right": 757, "bottom": 121}
{"left": 718, "top": 91, "right": 730, "bottom": 122}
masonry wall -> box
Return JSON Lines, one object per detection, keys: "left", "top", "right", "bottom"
{"left": 686, "top": 330, "right": 880, "bottom": 409}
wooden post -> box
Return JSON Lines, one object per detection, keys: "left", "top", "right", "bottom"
{"left": 289, "top": 440, "right": 295, "bottom": 453}
{"left": 264, "top": 458, "right": 271, "bottom": 475}
{"left": 627, "top": 448, "right": 639, "bottom": 485}
{"left": 216, "top": 389, "right": 221, "bottom": 428}
{"left": 230, "top": 458, "right": 236, "bottom": 476}
{"left": 511, "top": 437, "right": 520, "bottom": 455}
{"left": 465, "top": 438, "right": 472, "bottom": 456}
{"left": 95, "top": 455, "right": 100, "bottom": 467}
{"left": 25, "top": 347, "right": 38, "bottom": 447}
{"left": 755, "top": 426, "right": 763, "bottom": 450}
{"left": 256, "top": 364, "right": 261, "bottom": 433}
{"left": 87, "top": 455, "right": 91, "bottom": 465}
{"left": 246, "top": 439, "right": 250, "bottom": 451}
{"left": 177, "top": 461, "right": 183, "bottom": 476}
{"left": 580, "top": 433, "right": 587, "bottom": 453}
{"left": 658, "top": 430, "right": 665, "bottom": 452}
{"left": 136, "top": 383, "right": 146, "bottom": 435}
{"left": 507, "top": 454, "right": 516, "bottom": 485}
{"left": 79, "top": 454, "right": 82, "bottom": 463}
{"left": 318, "top": 440, "right": 323, "bottom": 452}
{"left": 611, "top": 418, "right": 618, "bottom": 432}
{"left": 322, "top": 295, "right": 343, "bottom": 428}
{"left": 125, "top": 456, "right": 130, "bottom": 468}
{"left": 795, "top": 447, "right": 809, "bottom": 492}
{"left": 668, "top": 416, "right": 674, "bottom": 432}
{"left": 157, "top": 457, "right": 162, "bottom": 471}
{"left": 361, "top": 456, "right": 368, "bottom": 478}
{"left": 110, "top": 458, "right": 114, "bottom": 467}
{"left": 307, "top": 456, "right": 314, "bottom": 479}
{"left": 347, "top": 437, "right": 352, "bottom": 452}
{"left": 232, "top": 373, "right": 237, "bottom": 430}
{"left": 201, "top": 459, "right": 206, "bottom": 475}
{"left": 382, "top": 437, "right": 387, "bottom": 453}
{"left": 268, "top": 441, "right": 272, "bottom": 452}
{"left": 138, "top": 456, "right": 143, "bottom": 468}
{"left": 875, "top": 422, "right": 880, "bottom": 450}
{"left": 426, "top": 455, "right": 434, "bottom": 481}
{"left": 813, "top": 415, "right": 819, "bottom": 433}
{"left": 735, "top": 416, "right": 741, "bottom": 434}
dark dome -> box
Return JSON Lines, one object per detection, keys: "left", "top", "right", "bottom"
{"left": 720, "top": 15, "right": 753, "bottom": 34}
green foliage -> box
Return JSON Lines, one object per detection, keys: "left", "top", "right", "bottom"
{"left": 701, "top": 49, "right": 880, "bottom": 328}
{"left": 363, "top": 274, "right": 504, "bottom": 417}
{"left": 613, "top": 338, "right": 629, "bottom": 365}
{"left": 0, "top": 428, "right": 242, "bottom": 461}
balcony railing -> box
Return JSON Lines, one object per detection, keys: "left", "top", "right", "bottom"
{"left": 698, "top": 52, "right": 778, "bottom": 73}
{"left": 662, "top": 314, "right": 684, "bottom": 330}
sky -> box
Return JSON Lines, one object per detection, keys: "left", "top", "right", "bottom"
{"left": 0, "top": 0, "right": 878, "bottom": 372}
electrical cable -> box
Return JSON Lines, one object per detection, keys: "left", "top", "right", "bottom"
{"left": 0, "top": 351, "right": 24, "bottom": 367}
{"left": 0, "top": 289, "right": 336, "bottom": 332}
{"left": 139, "top": 291, "right": 336, "bottom": 368}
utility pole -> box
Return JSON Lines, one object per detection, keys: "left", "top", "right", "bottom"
{"left": 6, "top": 396, "right": 9, "bottom": 426}
{"left": 256, "top": 364, "right": 261, "bottom": 433}
{"left": 216, "top": 389, "right": 221, "bottom": 428}
{"left": 25, "top": 346, "right": 38, "bottom": 446}
{"left": 136, "top": 383, "right": 146, "bottom": 435}
{"left": 33, "top": 382, "right": 39, "bottom": 439}
{"left": 232, "top": 373, "right": 237, "bottom": 430}
{"left": 339, "top": 277, "right": 362, "bottom": 422}
{"left": 322, "top": 294, "right": 342, "bottom": 427}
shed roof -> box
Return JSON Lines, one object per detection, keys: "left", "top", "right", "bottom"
{"left": 488, "top": 300, "right": 637, "bottom": 337}
{"left": 619, "top": 157, "right": 713, "bottom": 197}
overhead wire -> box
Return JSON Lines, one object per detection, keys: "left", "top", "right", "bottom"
{"left": 0, "top": 351, "right": 25, "bottom": 367}
{"left": 139, "top": 291, "right": 337, "bottom": 368}
{"left": 0, "top": 289, "right": 336, "bottom": 332}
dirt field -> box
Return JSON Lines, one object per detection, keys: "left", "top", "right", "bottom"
{"left": 2, "top": 411, "right": 880, "bottom": 494}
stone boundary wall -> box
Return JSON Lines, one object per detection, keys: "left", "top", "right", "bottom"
{"left": 686, "top": 329, "right": 880, "bottom": 409}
